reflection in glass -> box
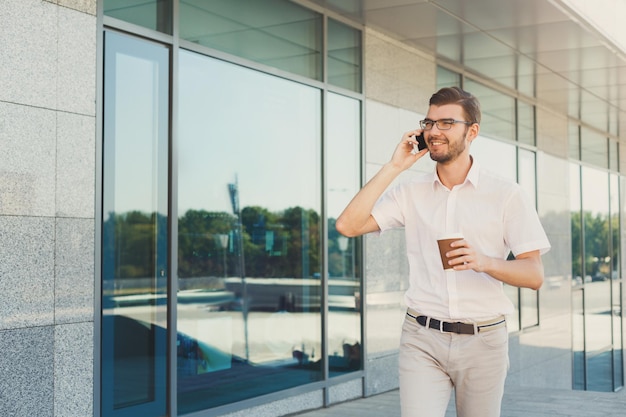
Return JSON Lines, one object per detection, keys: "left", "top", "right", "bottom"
{"left": 464, "top": 80, "right": 515, "bottom": 143}
{"left": 571, "top": 163, "right": 583, "bottom": 288}
{"left": 517, "top": 101, "right": 535, "bottom": 146}
{"left": 179, "top": 0, "right": 322, "bottom": 80}
{"left": 437, "top": 66, "right": 460, "bottom": 90}
{"left": 580, "top": 90, "right": 608, "bottom": 133}
{"left": 518, "top": 150, "right": 539, "bottom": 329}
{"left": 471, "top": 136, "right": 519, "bottom": 331}
{"left": 569, "top": 122, "right": 580, "bottom": 160}
{"left": 572, "top": 288, "right": 585, "bottom": 389}
{"left": 328, "top": 19, "right": 362, "bottom": 92}
{"left": 102, "top": 32, "right": 169, "bottom": 416}
{"left": 104, "top": 0, "right": 172, "bottom": 34}
{"left": 610, "top": 174, "right": 623, "bottom": 390}
{"left": 571, "top": 163, "right": 585, "bottom": 389}
{"left": 582, "top": 167, "right": 612, "bottom": 391}
{"left": 471, "top": 136, "right": 516, "bottom": 182}
{"left": 609, "top": 140, "right": 619, "bottom": 172}
{"left": 581, "top": 127, "right": 608, "bottom": 169}
{"left": 613, "top": 277, "right": 624, "bottom": 390}
{"left": 516, "top": 55, "right": 536, "bottom": 99}
{"left": 327, "top": 93, "right": 362, "bottom": 375}
{"left": 177, "top": 50, "right": 322, "bottom": 412}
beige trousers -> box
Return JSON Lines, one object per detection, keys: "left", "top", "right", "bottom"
{"left": 399, "top": 313, "right": 509, "bottom": 417}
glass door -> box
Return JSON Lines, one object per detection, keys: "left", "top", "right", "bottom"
{"left": 101, "top": 31, "right": 169, "bottom": 417}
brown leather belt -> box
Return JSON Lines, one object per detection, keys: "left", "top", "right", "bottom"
{"left": 406, "top": 309, "right": 505, "bottom": 335}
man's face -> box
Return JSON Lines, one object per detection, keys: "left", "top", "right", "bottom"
{"left": 424, "top": 104, "right": 471, "bottom": 164}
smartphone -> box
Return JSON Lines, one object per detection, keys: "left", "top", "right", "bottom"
{"left": 416, "top": 133, "right": 427, "bottom": 150}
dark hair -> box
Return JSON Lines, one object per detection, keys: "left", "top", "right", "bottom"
{"left": 429, "top": 86, "right": 481, "bottom": 125}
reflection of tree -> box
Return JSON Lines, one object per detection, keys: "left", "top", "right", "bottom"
{"left": 327, "top": 218, "right": 360, "bottom": 279}
{"left": 178, "top": 210, "right": 234, "bottom": 279}
{"left": 103, "top": 210, "right": 165, "bottom": 278}
{"left": 243, "top": 206, "right": 321, "bottom": 278}
{"left": 177, "top": 206, "right": 321, "bottom": 279}
{"left": 105, "top": 206, "right": 361, "bottom": 281}
{"left": 571, "top": 211, "right": 618, "bottom": 279}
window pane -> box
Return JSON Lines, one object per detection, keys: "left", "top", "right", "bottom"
{"left": 104, "top": 0, "right": 172, "bottom": 34}
{"left": 517, "top": 101, "right": 535, "bottom": 146}
{"left": 176, "top": 50, "right": 322, "bottom": 413}
{"left": 580, "top": 90, "right": 608, "bottom": 133}
{"left": 609, "top": 105, "right": 619, "bottom": 136}
{"left": 464, "top": 80, "right": 515, "bottom": 143}
{"left": 610, "top": 174, "right": 623, "bottom": 390}
{"left": 582, "top": 167, "right": 612, "bottom": 391}
{"left": 437, "top": 66, "right": 460, "bottom": 89}
{"left": 470, "top": 136, "right": 518, "bottom": 330}
{"left": 328, "top": 19, "right": 362, "bottom": 92}
{"left": 102, "top": 32, "right": 169, "bottom": 416}
{"left": 569, "top": 122, "right": 580, "bottom": 160}
{"left": 581, "top": 127, "right": 608, "bottom": 168}
{"left": 327, "top": 93, "right": 362, "bottom": 375}
{"left": 518, "top": 149, "right": 538, "bottom": 328}
{"left": 571, "top": 163, "right": 583, "bottom": 287}
{"left": 518, "top": 149, "right": 536, "bottom": 207}
{"left": 572, "top": 287, "right": 585, "bottom": 389}
{"left": 470, "top": 136, "right": 516, "bottom": 182}
{"left": 571, "top": 163, "right": 585, "bottom": 390}
{"left": 609, "top": 140, "right": 619, "bottom": 172}
{"left": 180, "top": 0, "right": 322, "bottom": 80}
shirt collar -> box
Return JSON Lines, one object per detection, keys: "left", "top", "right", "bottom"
{"left": 431, "top": 156, "right": 480, "bottom": 190}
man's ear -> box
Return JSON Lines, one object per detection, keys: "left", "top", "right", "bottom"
{"left": 466, "top": 123, "right": 480, "bottom": 143}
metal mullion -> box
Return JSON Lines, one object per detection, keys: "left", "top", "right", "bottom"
{"left": 321, "top": 13, "right": 331, "bottom": 407}
{"left": 358, "top": 24, "right": 367, "bottom": 396}
{"left": 167, "top": 0, "right": 180, "bottom": 414}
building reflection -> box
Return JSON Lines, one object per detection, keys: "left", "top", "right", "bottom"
{"left": 102, "top": 192, "right": 362, "bottom": 412}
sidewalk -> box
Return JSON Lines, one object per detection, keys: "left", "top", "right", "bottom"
{"left": 292, "top": 385, "right": 626, "bottom": 417}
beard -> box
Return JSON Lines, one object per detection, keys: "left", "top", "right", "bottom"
{"left": 428, "top": 129, "right": 469, "bottom": 164}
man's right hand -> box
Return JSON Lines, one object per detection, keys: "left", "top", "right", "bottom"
{"left": 389, "top": 129, "right": 429, "bottom": 171}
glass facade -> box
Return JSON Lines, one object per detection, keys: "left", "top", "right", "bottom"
{"left": 570, "top": 161, "right": 624, "bottom": 391}
{"left": 467, "top": 79, "right": 539, "bottom": 333}
{"left": 101, "top": 1, "right": 363, "bottom": 416}
{"left": 459, "top": 72, "right": 624, "bottom": 393}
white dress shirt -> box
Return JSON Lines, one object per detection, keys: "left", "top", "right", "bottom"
{"left": 371, "top": 160, "right": 551, "bottom": 320}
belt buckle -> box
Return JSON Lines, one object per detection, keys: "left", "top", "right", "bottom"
{"left": 439, "top": 320, "right": 445, "bottom": 333}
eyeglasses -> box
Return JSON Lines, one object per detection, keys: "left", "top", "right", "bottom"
{"left": 419, "top": 118, "right": 473, "bottom": 131}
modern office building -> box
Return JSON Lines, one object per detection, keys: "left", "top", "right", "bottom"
{"left": 1, "top": 0, "right": 625, "bottom": 416}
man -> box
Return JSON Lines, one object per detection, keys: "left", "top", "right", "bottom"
{"left": 335, "top": 87, "right": 550, "bottom": 417}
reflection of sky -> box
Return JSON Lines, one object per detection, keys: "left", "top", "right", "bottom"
{"left": 471, "top": 136, "right": 541, "bottom": 207}
{"left": 113, "top": 54, "right": 156, "bottom": 215}
{"left": 104, "top": 34, "right": 169, "bottom": 219}
{"left": 109, "top": 46, "right": 366, "bottom": 219}
{"left": 570, "top": 163, "right": 611, "bottom": 216}
{"left": 178, "top": 51, "right": 321, "bottom": 214}
{"left": 581, "top": 166, "right": 609, "bottom": 216}
{"left": 470, "top": 135, "right": 516, "bottom": 182}
{"left": 327, "top": 93, "right": 361, "bottom": 218}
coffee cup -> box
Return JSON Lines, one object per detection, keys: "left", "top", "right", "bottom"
{"left": 437, "top": 233, "right": 464, "bottom": 270}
